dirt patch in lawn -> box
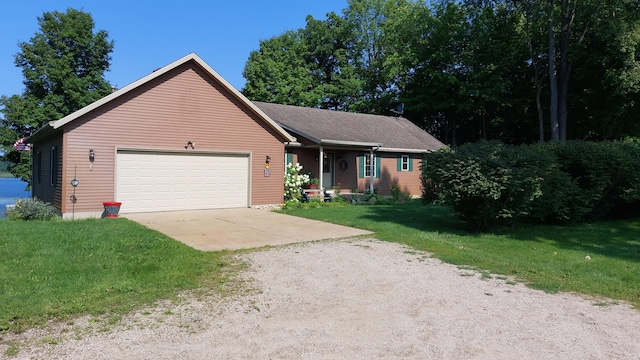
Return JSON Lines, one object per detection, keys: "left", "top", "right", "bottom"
{"left": 4, "top": 239, "right": 640, "bottom": 359}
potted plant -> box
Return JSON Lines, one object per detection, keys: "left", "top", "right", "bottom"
{"left": 308, "top": 177, "right": 320, "bottom": 189}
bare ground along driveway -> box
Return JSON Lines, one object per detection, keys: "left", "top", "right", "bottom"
{"left": 5, "top": 238, "right": 640, "bottom": 359}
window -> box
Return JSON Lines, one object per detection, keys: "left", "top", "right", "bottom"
{"left": 50, "top": 146, "right": 58, "bottom": 187}
{"left": 365, "top": 156, "right": 375, "bottom": 177}
{"left": 36, "top": 151, "right": 42, "bottom": 184}
{"left": 397, "top": 154, "right": 413, "bottom": 172}
{"left": 401, "top": 155, "right": 409, "bottom": 171}
{"left": 359, "top": 154, "right": 380, "bottom": 178}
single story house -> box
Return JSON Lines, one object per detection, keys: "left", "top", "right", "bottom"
{"left": 253, "top": 101, "right": 445, "bottom": 196}
{"left": 27, "top": 53, "right": 444, "bottom": 219}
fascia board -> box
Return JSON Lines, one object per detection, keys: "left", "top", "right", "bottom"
{"left": 319, "top": 139, "right": 383, "bottom": 148}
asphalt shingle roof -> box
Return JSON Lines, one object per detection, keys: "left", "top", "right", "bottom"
{"left": 253, "top": 101, "right": 445, "bottom": 152}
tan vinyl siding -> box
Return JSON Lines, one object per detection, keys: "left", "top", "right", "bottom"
{"left": 61, "top": 62, "right": 285, "bottom": 214}
{"left": 379, "top": 155, "right": 423, "bottom": 196}
{"left": 356, "top": 153, "right": 423, "bottom": 196}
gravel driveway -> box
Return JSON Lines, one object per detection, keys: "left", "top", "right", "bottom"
{"left": 5, "top": 239, "right": 640, "bottom": 359}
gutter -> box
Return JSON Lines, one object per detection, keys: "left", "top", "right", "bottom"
{"left": 319, "top": 139, "right": 383, "bottom": 148}
{"left": 377, "top": 147, "right": 432, "bottom": 153}
{"left": 26, "top": 121, "right": 57, "bottom": 143}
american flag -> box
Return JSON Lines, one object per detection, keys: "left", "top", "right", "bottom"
{"left": 13, "top": 137, "right": 30, "bottom": 152}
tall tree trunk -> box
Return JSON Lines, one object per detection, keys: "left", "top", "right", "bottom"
{"left": 548, "top": 1, "right": 560, "bottom": 141}
{"left": 524, "top": 3, "right": 545, "bottom": 143}
{"left": 536, "top": 77, "right": 545, "bottom": 143}
{"left": 558, "top": 0, "right": 577, "bottom": 141}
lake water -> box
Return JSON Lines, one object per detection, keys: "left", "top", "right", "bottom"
{"left": 0, "top": 177, "right": 31, "bottom": 218}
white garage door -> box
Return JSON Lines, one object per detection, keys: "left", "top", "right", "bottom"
{"left": 116, "top": 151, "right": 249, "bottom": 213}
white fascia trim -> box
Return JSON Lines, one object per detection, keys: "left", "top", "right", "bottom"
{"left": 377, "top": 147, "right": 432, "bottom": 153}
{"left": 319, "top": 139, "right": 383, "bottom": 148}
{"left": 284, "top": 141, "right": 303, "bottom": 147}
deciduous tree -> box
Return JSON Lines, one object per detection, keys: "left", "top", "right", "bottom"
{"left": 0, "top": 8, "right": 114, "bottom": 183}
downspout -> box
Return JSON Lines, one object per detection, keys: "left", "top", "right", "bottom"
{"left": 369, "top": 147, "right": 377, "bottom": 194}
{"left": 319, "top": 146, "right": 324, "bottom": 190}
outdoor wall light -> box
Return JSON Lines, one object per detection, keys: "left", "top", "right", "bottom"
{"left": 266, "top": 155, "right": 271, "bottom": 164}
{"left": 89, "top": 149, "right": 95, "bottom": 171}
{"left": 71, "top": 178, "right": 79, "bottom": 187}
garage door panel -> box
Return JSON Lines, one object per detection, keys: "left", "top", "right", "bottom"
{"left": 116, "top": 151, "right": 249, "bottom": 213}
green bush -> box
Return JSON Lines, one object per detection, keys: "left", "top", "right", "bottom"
{"left": 551, "top": 141, "right": 640, "bottom": 219}
{"left": 6, "top": 198, "right": 58, "bottom": 221}
{"left": 422, "top": 140, "right": 640, "bottom": 231}
{"left": 282, "top": 198, "right": 349, "bottom": 209}
{"left": 423, "top": 142, "right": 546, "bottom": 230}
{"left": 390, "top": 183, "right": 412, "bottom": 203}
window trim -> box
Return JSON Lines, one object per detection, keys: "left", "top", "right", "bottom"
{"left": 36, "top": 151, "right": 42, "bottom": 184}
{"left": 397, "top": 154, "right": 413, "bottom": 172}
{"left": 401, "top": 155, "right": 410, "bottom": 171}
{"left": 365, "top": 155, "right": 376, "bottom": 178}
{"left": 359, "top": 154, "right": 381, "bottom": 178}
{"left": 50, "top": 146, "right": 58, "bottom": 187}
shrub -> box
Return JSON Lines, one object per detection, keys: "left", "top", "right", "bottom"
{"left": 390, "top": 183, "right": 412, "bottom": 203}
{"left": 6, "top": 198, "right": 58, "bottom": 221}
{"left": 549, "top": 141, "right": 640, "bottom": 220}
{"left": 284, "top": 163, "right": 310, "bottom": 202}
{"left": 422, "top": 140, "right": 640, "bottom": 231}
{"left": 282, "top": 198, "right": 349, "bottom": 209}
{"left": 423, "top": 142, "right": 544, "bottom": 230}
{"left": 364, "top": 193, "right": 392, "bottom": 205}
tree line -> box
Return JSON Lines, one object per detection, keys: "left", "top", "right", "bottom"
{"left": 2, "top": 3, "right": 639, "bottom": 183}
{"left": 242, "top": 0, "right": 640, "bottom": 145}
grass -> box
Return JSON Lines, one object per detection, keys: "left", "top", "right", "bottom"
{"left": 0, "top": 218, "right": 240, "bottom": 334}
{"left": 279, "top": 200, "right": 640, "bottom": 308}
{"left": 0, "top": 172, "right": 15, "bottom": 178}
{"left": 1, "top": 199, "right": 638, "bottom": 339}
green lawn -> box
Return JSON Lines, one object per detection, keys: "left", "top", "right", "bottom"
{"left": 279, "top": 200, "right": 640, "bottom": 308}
{"left": 1, "top": 202, "right": 638, "bottom": 334}
{"left": 0, "top": 218, "right": 238, "bottom": 333}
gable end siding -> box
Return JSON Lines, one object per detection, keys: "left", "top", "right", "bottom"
{"left": 58, "top": 63, "right": 285, "bottom": 214}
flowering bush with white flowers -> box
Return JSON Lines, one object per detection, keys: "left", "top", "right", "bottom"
{"left": 284, "top": 162, "right": 310, "bottom": 202}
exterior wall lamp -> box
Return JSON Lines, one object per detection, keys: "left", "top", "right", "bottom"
{"left": 264, "top": 155, "right": 271, "bottom": 177}
{"left": 89, "top": 149, "right": 95, "bottom": 171}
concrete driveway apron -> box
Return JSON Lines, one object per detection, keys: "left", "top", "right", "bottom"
{"left": 123, "top": 208, "right": 372, "bottom": 251}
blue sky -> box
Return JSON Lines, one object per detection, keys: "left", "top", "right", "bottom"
{"left": 1, "top": 0, "right": 348, "bottom": 98}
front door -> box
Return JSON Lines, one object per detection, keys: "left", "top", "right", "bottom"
{"left": 322, "top": 153, "right": 334, "bottom": 188}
